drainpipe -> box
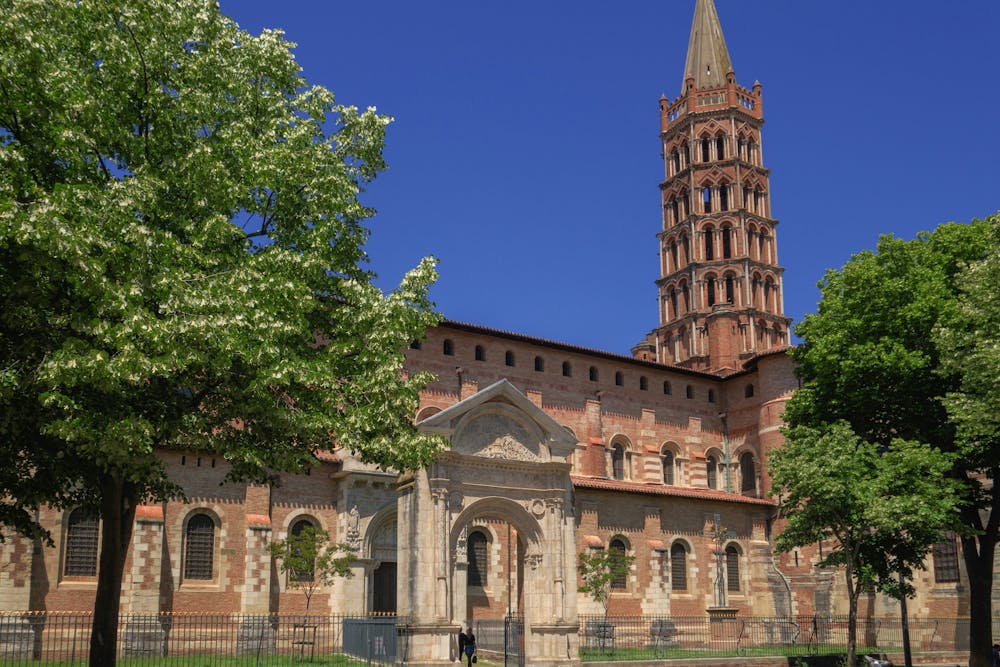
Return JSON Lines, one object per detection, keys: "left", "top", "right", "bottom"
{"left": 719, "top": 411, "right": 732, "bottom": 493}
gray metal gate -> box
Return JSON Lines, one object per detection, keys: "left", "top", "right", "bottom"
{"left": 342, "top": 616, "right": 397, "bottom": 664}
{"left": 503, "top": 614, "right": 523, "bottom": 667}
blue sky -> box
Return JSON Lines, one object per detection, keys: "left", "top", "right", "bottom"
{"left": 223, "top": 1, "right": 1000, "bottom": 355}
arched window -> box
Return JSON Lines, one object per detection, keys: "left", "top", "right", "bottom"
{"left": 703, "top": 186, "right": 712, "bottom": 213}
{"left": 719, "top": 184, "right": 729, "bottom": 212}
{"left": 706, "top": 277, "right": 717, "bottom": 306}
{"left": 672, "top": 199, "right": 680, "bottom": 225}
{"left": 704, "top": 227, "right": 714, "bottom": 259}
{"left": 505, "top": 350, "right": 515, "bottom": 367}
{"left": 670, "top": 242, "right": 679, "bottom": 269}
{"left": 534, "top": 356, "right": 544, "bottom": 372}
{"left": 184, "top": 513, "right": 216, "bottom": 580}
{"left": 683, "top": 143, "right": 690, "bottom": 166}
{"left": 726, "top": 545, "right": 741, "bottom": 591}
{"left": 740, "top": 453, "right": 756, "bottom": 495}
{"left": 763, "top": 278, "right": 774, "bottom": 312}
{"left": 611, "top": 444, "right": 625, "bottom": 480}
{"left": 663, "top": 381, "right": 672, "bottom": 395}
{"left": 609, "top": 539, "right": 628, "bottom": 589}
{"left": 672, "top": 149, "right": 680, "bottom": 173}
{"left": 716, "top": 136, "right": 725, "bottom": 160}
{"left": 721, "top": 226, "right": 732, "bottom": 258}
{"left": 670, "top": 543, "right": 687, "bottom": 590}
{"left": 64, "top": 508, "right": 98, "bottom": 577}
{"left": 614, "top": 371, "right": 624, "bottom": 386}
{"left": 639, "top": 376, "right": 648, "bottom": 391}
{"left": 289, "top": 518, "right": 316, "bottom": 582}
{"left": 474, "top": 345, "right": 485, "bottom": 361}
{"left": 725, "top": 275, "right": 735, "bottom": 303}
{"left": 932, "top": 532, "right": 959, "bottom": 583}
{"left": 562, "top": 361, "right": 572, "bottom": 377}
{"left": 443, "top": 339, "right": 454, "bottom": 356}
{"left": 682, "top": 236, "right": 691, "bottom": 265}
{"left": 467, "top": 531, "right": 488, "bottom": 587}
{"left": 669, "top": 288, "right": 678, "bottom": 319}
{"left": 589, "top": 366, "right": 599, "bottom": 382}
{"left": 662, "top": 450, "right": 675, "bottom": 485}
{"left": 745, "top": 384, "right": 754, "bottom": 398}
{"left": 686, "top": 385, "right": 694, "bottom": 399}
{"left": 701, "top": 138, "right": 710, "bottom": 162}
{"left": 706, "top": 455, "right": 718, "bottom": 489}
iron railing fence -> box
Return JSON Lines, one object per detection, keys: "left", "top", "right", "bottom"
{"left": 577, "top": 615, "right": 1000, "bottom": 661}
{"left": 0, "top": 612, "right": 398, "bottom": 666}
{"left": 475, "top": 615, "right": 523, "bottom": 665}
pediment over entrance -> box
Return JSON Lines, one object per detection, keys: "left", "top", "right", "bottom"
{"left": 417, "top": 379, "right": 577, "bottom": 462}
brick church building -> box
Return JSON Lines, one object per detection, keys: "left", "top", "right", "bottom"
{"left": 0, "top": 0, "right": 975, "bottom": 664}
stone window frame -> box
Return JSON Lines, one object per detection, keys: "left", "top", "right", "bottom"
{"left": 608, "top": 435, "right": 634, "bottom": 481}
{"left": 180, "top": 509, "right": 222, "bottom": 588}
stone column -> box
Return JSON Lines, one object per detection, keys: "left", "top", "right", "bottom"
{"left": 0, "top": 533, "right": 35, "bottom": 659}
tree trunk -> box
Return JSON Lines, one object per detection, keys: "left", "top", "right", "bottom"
{"left": 89, "top": 476, "right": 138, "bottom": 667}
{"left": 845, "top": 563, "right": 858, "bottom": 667}
{"left": 962, "top": 531, "right": 996, "bottom": 667}
{"left": 959, "top": 479, "right": 997, "bottom": 667}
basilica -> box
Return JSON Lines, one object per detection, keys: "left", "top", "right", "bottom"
{"left": 0, "top": 1, "right": 974, "bottom": 665}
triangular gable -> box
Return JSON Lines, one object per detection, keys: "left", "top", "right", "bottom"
{"left": 418, "top": 379, "right": 576, "bottom": 460}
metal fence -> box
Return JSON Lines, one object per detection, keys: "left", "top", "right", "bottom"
{"left": 0, "top": 612, "right": 398, "bottom": 666}
{"left": 577, "top": 615, "right": 1000, "bottom": 661}
{"left": 475, "top": 615, "right": 523, "bottom": 666}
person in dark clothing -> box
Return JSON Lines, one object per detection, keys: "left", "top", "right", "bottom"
{"left": 458, "top": 626, "right": 476, "bottom": 665}
{"left": 992, "top": 642, "right": 999, "bottom": 667}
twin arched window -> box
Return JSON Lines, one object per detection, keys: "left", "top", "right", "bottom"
{"left": 611, "top": 444, "right": 626, "bottom": 480}
{"left": 740, "top": 453, "right": 756, "bottom": 495}
{"left": 706, "top": 455, "right": 719, "bottom": 490}
{"left": 662, "top": 450, "right": 675, "bottom": 485}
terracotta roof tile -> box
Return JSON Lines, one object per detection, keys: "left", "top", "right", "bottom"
{"left": 571, "top": 476, "right": 776, "bottom": 507}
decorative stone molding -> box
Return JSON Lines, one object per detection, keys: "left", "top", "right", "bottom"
{"left": 345, "top": 505, "right": 361, "bottom": 552}
{"left": 524, "top": 554, "right": 543, "bottom": 570}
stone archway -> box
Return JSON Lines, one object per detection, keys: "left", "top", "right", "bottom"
{"left": 397, "top": 380, "right": 580, "bottom": 667}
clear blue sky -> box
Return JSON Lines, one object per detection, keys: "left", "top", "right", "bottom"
{"left": 222, "top": 1, "right": 1000, "bottom": 355}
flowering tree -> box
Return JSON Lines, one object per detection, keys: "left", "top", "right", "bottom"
{"left": 0, "top": 2, "right": 441, "bottom": 665}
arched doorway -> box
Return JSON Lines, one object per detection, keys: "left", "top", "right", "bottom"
{"left": 399, "top": 380, "right": 579, "bottom": 665}
{"left": 366, "top": 512, "right": 397, "bottom": 613}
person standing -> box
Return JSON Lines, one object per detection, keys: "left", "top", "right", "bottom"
{"left": 457, "top": 626, "right": 476, "bottom": 666}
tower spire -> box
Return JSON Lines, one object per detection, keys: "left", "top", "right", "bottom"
{"left": 682, "top": 0, "right": 734, "bottom": 93}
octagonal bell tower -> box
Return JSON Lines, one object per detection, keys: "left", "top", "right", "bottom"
{"left": 635, "top": 0, "right": 791, "bottom": 373}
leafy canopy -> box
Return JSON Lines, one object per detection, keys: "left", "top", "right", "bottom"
{"left": 0, "top": 0, "right": 442, "bottom": 534}
{"left": 578, "top": 547, "right": 634, "bottom": 616}
{"left": 268, "top": 524, "right": 355, "bottom": 614}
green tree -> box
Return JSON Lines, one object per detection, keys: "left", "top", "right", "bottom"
{"left": 934, "top": 215, "right": 1000, "bottom": 666}
{"left": 268, "top": 524, "right": 355, "bottom": 617}
{"left": 785, "top": 216, "right": 997, "bottom": 667}
{"left": 769, "top": 422, "right": 960, "bottom": 667}
{"left": 0, "top": 2, "right": 441, "bottom": 665}
{"left": 577, "top": 546, "right": 634, "bottom": 619}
